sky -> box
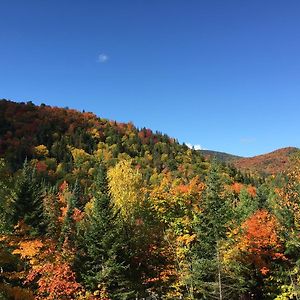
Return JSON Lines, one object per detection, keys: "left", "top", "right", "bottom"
{"left": 1, "top": 0, "right": 300, "bottom": 157}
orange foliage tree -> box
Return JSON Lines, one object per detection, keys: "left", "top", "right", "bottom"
{"left": 235, "top": 209, "right": 285, "bottom": 275}
{"left": 26, "top": 257, "right": 81, "bottom": 300}
{"left": 12, "top": 237, "right": 81, "bottom": 300}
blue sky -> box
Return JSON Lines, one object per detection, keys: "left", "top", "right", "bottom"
{"left": 1, "top": 0, "right": 300, "bottom": 157}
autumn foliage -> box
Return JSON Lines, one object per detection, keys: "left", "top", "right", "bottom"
{"left": 238, "top": 210, "right": 285, "bottom": 274}
{"left": 26, "top": 260, "right": 81, "bottom": 300}
{"left": 0, "top": 100, "right": 299, "bottom": 299}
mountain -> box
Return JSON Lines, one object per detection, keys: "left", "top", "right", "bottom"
{"left": 200, "top": 149, "right": 243, "bottom": 162}
{"left": 1, "top": 99, "right": 300, "bottom": 299}
{"left": 201, "top": 147, "right": 299, "bottom": 175}
{"left": 0, "top": 99, "right": 206, "bottom": 173}
{"left": 1, "top": 99, "right": 296, "bottom": 177}
{"left": 232, "top": 147, "right": 299, "bottom": 175}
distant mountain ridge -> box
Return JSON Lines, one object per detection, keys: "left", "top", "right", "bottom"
{"left": 201, "top": 147, "right": 299, "bottom": 175}
{"left": 199, "top": 150, "right": 243, "bottom": 162}
{"left": 233, "top": 147, "right": 299, "bottom": 175}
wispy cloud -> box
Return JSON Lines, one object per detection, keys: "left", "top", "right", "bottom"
{"left": 98, "top": 53, "right": 109, "bottom": 63}
{"left": 240, "top": 137, "right": 256, "bottom": 144}
{"left": 186, "top": 143, "right": 202, "bottom": 150}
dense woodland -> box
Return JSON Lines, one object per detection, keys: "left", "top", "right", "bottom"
{"left": 0, "top": 99, "right": 300, "bottom": 299}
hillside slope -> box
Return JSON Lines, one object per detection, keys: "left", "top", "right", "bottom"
{"left": 233, "top": 147, "right": 299, "bottom": 175}
{"left": 2, "top": 99, "right": 296, "bottom": 177}
{"left": 0, "top": 99, "right": 208, "bottom": 174}
{"left": 1, "top": 99, "right": 299, "bottom": 299}
{"left": 200, "top": 147, "right": 299, "bottom": 175}
{"left": 200, "top": 149, "right": 242, "bottom": 162}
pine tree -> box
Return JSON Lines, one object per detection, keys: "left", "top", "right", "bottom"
{"left": 42, "top": 185, "right": 61, "bottom": 239}
{"left": 0, "top": 159, "right": 15, "bottom": 233}
{"left": 13, "top": 160, "right": 45, "bottom": 234}
{"left": 59, "top": 184, "right": 78, "bottom": 248}
{"left": 189, "top": 161, "right": 231, "bottom": 299}
{"left": 235, "top": 188, "right": 259, "bottom": 224}
{"left": 76, "top": 163, "right": 133, "bottom": 299}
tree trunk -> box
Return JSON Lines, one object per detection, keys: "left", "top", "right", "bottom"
{"left": 216, "top": 241, "right": 223, "bottom": 300}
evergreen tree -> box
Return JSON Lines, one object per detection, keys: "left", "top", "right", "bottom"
{"left": 0, "top": 159, "right": 15, "bottom": 233}
{"left": 189, "top": 161, "right": 232, "bottom": 299}
{"left": 76, "top": 163, "right": 133, "bottom": 299}
{"left": 43, "top": 185, "right": 61, "bottom": 239}
{"left": 13, "top": 160, "right": 45, "bottom": 234}
{"left": 59, "top": 184, "right": 78, "bottom": 248}
{"left": 235, "top": 188, "right": 259, "bottom": 224}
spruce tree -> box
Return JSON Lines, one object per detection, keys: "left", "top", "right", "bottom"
{"left": 59, "top": 185, "right": 78, "bottom": 248}
{"left": 0, "top": 159, "right": 15, "bottom": 233}
{"left": 235, "top": 188, "right": 259, "bottom": 224}
{"left": 189, "top": 161, "right": 231, "bottom": 299}
{"left": 76, "top": 163, "right": 133, "bottom": 299}
{"left": 43, "top": 185, "right": 61, "bottom": 239}
{"left": 13, "top": 160, "right": 45, "bottom": 234}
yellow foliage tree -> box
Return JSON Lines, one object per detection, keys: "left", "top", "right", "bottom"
{"left": 34, "top": 145, "right": 49, "bottom": 158}
{"left": 70, "top": 147, "right": 90, "bottom": 166}
{"left": 107, "top": 160, "right": 144, "bottom": 221}
{"left": 149, "top": 174, "right": 205, "bottom": 298}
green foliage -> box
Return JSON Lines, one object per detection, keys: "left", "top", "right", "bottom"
{"left": 13, "top": 160, "right": 45, "bottom": 234}
{"left": 189, "top": 162, "right": 232, "bottom": 299}
{"left": 235, "top": 188, "right": 259, "bottom": 224}
{"left": 0, "top": 159, "right": 15, "bottom": 233}
{"left": 76, "top": 164, "right": 134, "bottom": 299}
{"left": 42, "top": 186, "right": 61, "bottom": 239}
{"left": 59, "top": 183, "right": 78, "bottom": 248}
{"left": 0, "top": 100, "right": 299, "bottom": 299}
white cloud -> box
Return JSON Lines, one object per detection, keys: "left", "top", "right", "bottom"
{"left": 98, "top": 53, "right": 109, "bottom": 63}
{"left": 186, "top": 143, "right": 202, "bottom": 150}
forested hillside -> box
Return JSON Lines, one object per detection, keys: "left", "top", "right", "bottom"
{"left": 200, "top": 148, "right": 299, "bottom": 176}
{"left": 1, "top": 99, "right": 300, "bottom": 299}
{"left": 233, "top": 147, "right": 299, "bottom": 175}
{"left": 200, "top": 150, "right": 242, "bottom": 163}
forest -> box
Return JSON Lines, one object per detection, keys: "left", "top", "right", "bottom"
{"left": 0, "top": 99, "right": 300, "bottom": 300}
